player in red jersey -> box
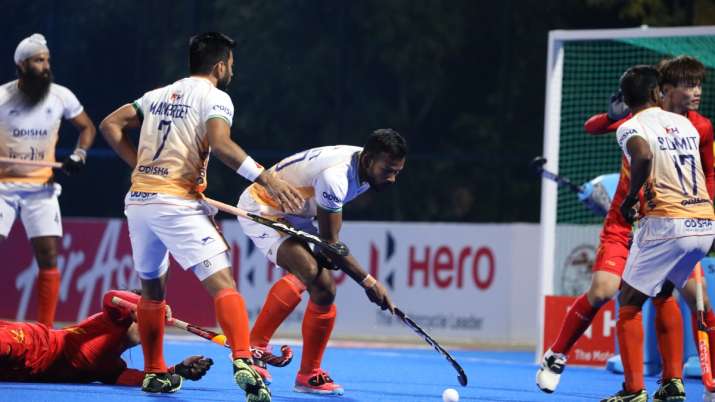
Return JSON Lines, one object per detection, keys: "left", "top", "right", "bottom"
{"left": 537, "top": 56, "right": 715, "bottom": 401}
{"left": 0, "top": 289, "right": 213, "bottom": 386}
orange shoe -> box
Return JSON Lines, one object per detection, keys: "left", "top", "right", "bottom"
{"left": 294, "top": 369, "right": 344, "bottom": 395}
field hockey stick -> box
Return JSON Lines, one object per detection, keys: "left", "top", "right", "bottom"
{"left": 0, "top": 156, "right": 62, "bottom": 169}
{"left": 529, "top": 156, "right": 582, "bottom": 193}
{"left": 530, "top": 156, "right": 615, "bottom": 217}
{"left": 203, "top": 197, "right": 349, "bottom": 256}
{"left": 693, "top": 263, "right": 715, "bottom": 391}
{"left": 111, "top": 296, "right": 293, "bottom": 366}
{"left": 394, "top": 307, "right": 468, "bottom": 387}
{"left": 112, "top": 296, "right": 229, "bottom": 347}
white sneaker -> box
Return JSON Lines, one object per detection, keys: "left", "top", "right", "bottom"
{"left": 704, "top": 387, "right": 715, "bottom": 402}
{"left": 536, "top": 349, "right": 567, "bottom": 393}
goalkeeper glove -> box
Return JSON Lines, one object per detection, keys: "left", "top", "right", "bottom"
{"left": 171, "top": 355, "right": 213, "bottom": 381}
{"left": 607, "top": 90, "right": 630, "bottom": 121}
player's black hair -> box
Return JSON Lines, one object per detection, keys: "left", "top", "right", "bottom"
{"left": 363, "top": 128, "right": 408, "bottom": 159}
{"left": 658, "top": 55, "right": 706, "bottom": 87}
{"left": 189, "top": 32, "right": 235, "bottom": 75}
{"left": 620, "top": 65, "right": 660, "bottom": 109}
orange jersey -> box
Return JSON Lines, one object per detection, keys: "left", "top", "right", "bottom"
{"left": 617, "top": 107, "right": 715, "bottom": 220}
{"left": 130, "top": 77, "right": 234, "bottom": 199}
{"left": 0, "top": 80, "right": 83, "bottom": 183}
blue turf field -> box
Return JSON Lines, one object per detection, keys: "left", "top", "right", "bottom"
{"left": 0, "top": 338, "right": 707, "bottom": 401}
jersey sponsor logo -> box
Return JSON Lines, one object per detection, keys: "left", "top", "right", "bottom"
{"left": 12, "top": 128, "right": 48, "bottom": 138}
{"left": 657, "top": 136, "right": 698, "bottom": 151}
{"left": 322, "top": 191, "right": 342, "bottom": 204}
{"left": 129, "top": 191, "right": 157, "bottom": 200}
{"left": 137, "top": 165, "right": 169, "bottom": 177}
{"left": 665, "top": 126, "right": 680, "bottom": 135}
{"left": 617, "top": 128, "right": 637, "bottom": 146}
{"left": 211, "top": 104, "right": 233, "bottom": 117}
{"left": 9, "top": 328, "right": 25, "bottom": 343}
{"left": 681, "top": 197, "right": 710, "bottom": 207}
{"left": 684, "top": 218, "right": 713, "bottom": 229}
{"left": 148, "top": 101, "right": 191, "bottom": 119}
{"left": 200, "top": 236, "right": 215, "bottom": 245}
{"left": 8, "top": 147, "right": 45, "bottom": 161}
{"left": 169, "top": 91, "right": 184, "bottom": 102}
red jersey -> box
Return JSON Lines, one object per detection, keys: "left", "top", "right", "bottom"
{"left": 0, "top": 290, "right": 145, "bottom": 386}
{"left": 584, "top": 111, "right": 715, "bottom": 246}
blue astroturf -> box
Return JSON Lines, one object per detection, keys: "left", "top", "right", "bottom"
{"left": 0, "top": 338, "right": 708, "bottom": 401}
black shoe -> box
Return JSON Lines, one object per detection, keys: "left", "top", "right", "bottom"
{"left": 141, "top": 372, "right": 183, "bottom": 393}
{"left": 601, "top": 384, "right": 648, "bottom": 402}
{"left": 652, "top": 378, "right": 685, "bottom": 402}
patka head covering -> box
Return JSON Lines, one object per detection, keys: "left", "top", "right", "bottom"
{"left": 14, "top": 33, "right": 49, "bottom": 65}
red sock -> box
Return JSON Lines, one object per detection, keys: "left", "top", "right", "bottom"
{"left": 137, "top": 298, "right": 167, "bottom": 373}
{"left": 215, "top": 288, "right": 251, "bottom": 360}
{"left": 299, "top": 301, "right": 336, "bottom": 375}
{"left": 37, "top": 268, "right": 60, "bottom": 327}
{"left": 653, "top": 297, "right": 683, "bottom": 380}
{"left": 550, "top": 294, "right": 599, "bottom": 354}
{"left": 250, "top": 274, "right": 305, "bottom": 349}
{"left": 618, "top": 306, "right": 644, "bottom": 392}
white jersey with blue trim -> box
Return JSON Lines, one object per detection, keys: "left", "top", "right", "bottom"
{"left": 246, "top": 145, "right": 370, "bottom": 218}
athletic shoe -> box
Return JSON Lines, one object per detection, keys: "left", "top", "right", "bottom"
{"left": 601, "top": 385, "right": 648, "bottom": 402}
{"left": 294, "top": 369, "right": 345, "bottom": 395}
{"left": 652, "top": 378, "right": 685, "bottom": 402}
{"left": 233, "top": 358, "right": 271, "bottom": 402}
{"left": 704, "top": 387, "right": 715, "bottom": 402}
{"left": 536, "top": 349, "right": 567, "bottom": 393}
{"left": 141, "top": 372, "right": 183, "bottom": 393}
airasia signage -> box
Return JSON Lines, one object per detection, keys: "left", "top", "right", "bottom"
{"left": 0, "top": 219, "right": 540, "bottom": 344}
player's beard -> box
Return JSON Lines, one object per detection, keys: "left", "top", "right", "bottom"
{"left": 18, "top": 67, "right": 52, "bottom": 104}
{"left": 216, "top": 72, "right": 231, "bottom": 91}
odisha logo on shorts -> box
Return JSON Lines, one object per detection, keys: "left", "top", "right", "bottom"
{"left": 684, "top": 219, "right": 713, "bottom": 229}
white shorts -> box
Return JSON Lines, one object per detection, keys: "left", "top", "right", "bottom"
{"left": 124, "top": 193, "right": 231, "bottom": 280}
{"left": 0, "top": 182, "right": 62, "bottom": 239}
{"left": 623, "top": 217, "right": 715, "bottom": 296}
{"left": 236, "top": 190, "right": 317, "bottom": 264}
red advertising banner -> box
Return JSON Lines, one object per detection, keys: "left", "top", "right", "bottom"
{"left": 542, "top": 295, "right": 616, "bottom": 366}
{"left": 0, "top": 219, "right": 239, "bottom": 327}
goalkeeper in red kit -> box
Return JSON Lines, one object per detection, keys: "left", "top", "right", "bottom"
{"left": 0, "top": 289, "right": 212, "bottom": 387}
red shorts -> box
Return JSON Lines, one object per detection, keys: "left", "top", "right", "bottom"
{"left": 593, "top": 241, "right": 629, "bottom": 276}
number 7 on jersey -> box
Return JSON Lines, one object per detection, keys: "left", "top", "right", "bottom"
{"left": 152, "top": 119, "right": 172, "bottom": 160}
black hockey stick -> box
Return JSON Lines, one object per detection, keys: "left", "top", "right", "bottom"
{"left": 529, "top": 156, "right": 582, "bottom": 194}
{"left": 204, "top": 197, "right": 349, "bottom": 256}
{"left": 394, "top": 307, "right": 468, "bottom": 386}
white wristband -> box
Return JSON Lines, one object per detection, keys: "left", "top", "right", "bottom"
{"left": 360, "top": 274, "right": 377, "bottom": 289}
{"left": 72, "top": 147, "right": 87, "bottom": 162}
{"left": 236, "top": 156, "right": 264, "bottom": 182}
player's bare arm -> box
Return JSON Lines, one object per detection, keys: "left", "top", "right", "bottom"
{"left": 99, "top": 103, "right": 141, "bottom": 168}
{"left": 69, "top": 111, "right": 96, "bottom": 151}
{"left": 619, "top": 136, "right": 652, "bottom": 224}
{"left": 205, "top": 118, "right": 303, "bottom": 211}
{"left": 316, "top": 207, "right": 395, "bottom": 314}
